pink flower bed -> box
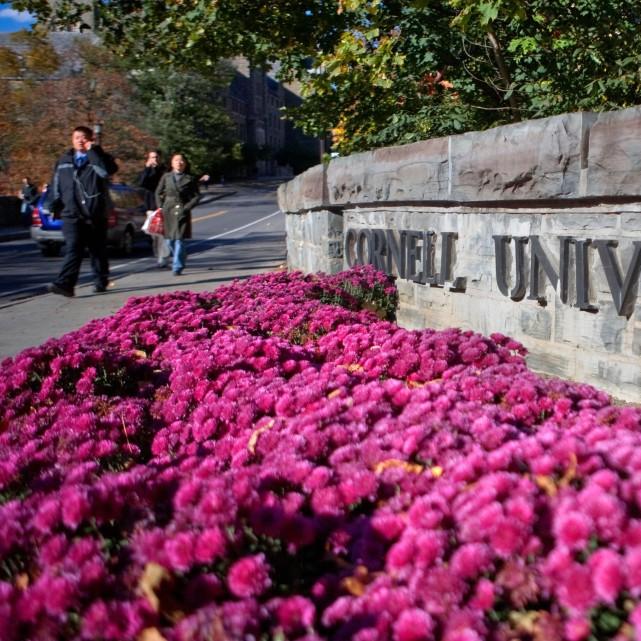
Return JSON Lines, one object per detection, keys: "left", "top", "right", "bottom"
{"left": 0, "top": 265, "right": 639, "bottom": 641}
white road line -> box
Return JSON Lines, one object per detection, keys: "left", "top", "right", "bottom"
{"left": 0, "top": 210, "right": 283, "bottom": 300}
{"left": 189, "top": 209, "right": 281, "bottom": 249}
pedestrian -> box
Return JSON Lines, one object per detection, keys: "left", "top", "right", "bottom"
{"left": 155, "top": 153, "right": 200, "bottom": 276}
{"left": 46, "top": 125, "right": 118, "bottom": 298}
{"left": 18, "top": 177, "right": 39, "bottom": 222}
{"left": 137, "top": 149, "right": 165, "bottom": 210}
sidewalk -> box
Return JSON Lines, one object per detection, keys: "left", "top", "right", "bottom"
{"left": 0, "top": 226, "right": 286, "bottom": 360}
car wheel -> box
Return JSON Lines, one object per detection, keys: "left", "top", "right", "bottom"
{"left": 120, "top": 228, "right": 134, "bottom": 256}
{"left": 41, "top": 244, "right": 61, "bottom": 257}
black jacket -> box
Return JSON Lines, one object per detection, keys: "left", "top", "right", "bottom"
{"left": 21, "top": 182, "right": 38, "bottom": 205}
{"left": 137, "top": 164, "right": 165, "bottom": 193}
{"left": 48, "top": 146, "right": 118, "bottom": 222}
{"left": 137, "top": 164, "right": 166, "bottom": 209}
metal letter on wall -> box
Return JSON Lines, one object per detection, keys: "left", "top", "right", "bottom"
{"left": 356, "top": 229, "right": 372, "bottom": 265}
{"left": 593, "top": 239, "right": 641, "bottom": 317}
{"left": 573, "top": 238, "right": 597, "bottom": 312}
{"left": 422, "top": 231, "right": 436, "bottom": 285}
{"left": 494, "top": 236, "right": 511, "bottom": 297}
{"left": 344, "top": 229, "right": 357, "bottom": 267}
{"left": 406, "top": 231, "right": 424, "bottom": 283}
{"left": 528, "top": 236, "right": 559, "bottom": 303}
{"left": 493, "top": 236, "right": 528, "bottom": 300}
{"left": 558, "top": 236, "right": 572, "bottom": 304}
{"left": 372, "top": 229, "right": 387, "bottom": 272}
{"left": 386, "top": 230, "right": 407, "bottom": 279}
{"left": 436, "top": 232, "right": 466, "bottom": 291}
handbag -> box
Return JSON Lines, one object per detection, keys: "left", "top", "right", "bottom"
{"left": 142, "top": 210, "right": 154, "bottom": 234}
{"left": 148, "top": 208, "right": 164, "bottom": 236}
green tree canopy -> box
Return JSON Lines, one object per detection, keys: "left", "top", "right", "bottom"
{"left": 14, "top": 0, "right": 641, "bottom": 155}
{"left": 132, "top": 64, "right": 238, "bottom": 177}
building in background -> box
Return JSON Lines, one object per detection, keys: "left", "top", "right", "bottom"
{"left": 225, "top": 58, "right": 318, "bottom": 177}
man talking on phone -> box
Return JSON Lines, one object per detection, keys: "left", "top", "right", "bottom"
{"left": 47, "top": 125, "right": 118, "bottom": 297}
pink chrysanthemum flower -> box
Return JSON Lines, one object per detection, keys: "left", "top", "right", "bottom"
{"left": 271, "top": 596, "right": 315, "bottom": 634}
{"left": 165, "top": 532, "right": 195, "bottom": 572}
{"left": 194, "top": 527, "right": 226, "bottom": 564}
{"left": 557, "top": 564, "right": 595, "bottom": 613}
{"left": 625, "top": 546, "right": 641, "bottom": 593}
{"left": 553, "top": 511, "right": 592, "bottom": 550}
{"left": 227, "top": 553, "right": 271, "bottom": 598}
{"left": 589, "top": 549, "right": 623, "bottom": 603}
{"left": 564, "top": 617, "right": 591, "bottom": 641}
{"left": 393, "top": 608, "right": 434, "bottom": 641}
{"left": 470, "top": 578, "right": 494, "bottom": 611}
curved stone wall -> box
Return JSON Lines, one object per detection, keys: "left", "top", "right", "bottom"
{"left": 278, "top": 108, "right": 641, "bottom": 402}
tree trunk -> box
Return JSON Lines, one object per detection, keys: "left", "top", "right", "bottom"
{"left": 486, "top": 26, "right": 520, "bottom": 122}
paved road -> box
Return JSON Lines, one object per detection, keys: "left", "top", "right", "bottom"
{"left": 0, "top": 183, "right": 286, "bottom": 359}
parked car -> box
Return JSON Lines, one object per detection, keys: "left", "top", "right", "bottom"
{"left": 30, "top": 183, "right": 149, "bottom": 257}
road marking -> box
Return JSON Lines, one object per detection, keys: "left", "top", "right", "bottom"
{"left": 190, "top": 210, "right": 282, "bottom": 248}
{"left": 0, "top": 210, "right": 283, "bottom": 302}
{"left": 192, "top": 209, "right": 227, "bottom": 223}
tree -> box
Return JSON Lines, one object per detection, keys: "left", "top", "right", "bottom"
{"left": 0, "top": 33, "right": 158, "bottom": 192}
{"left": 13, "top": 0, "right": 641, "bottom": 155}
{"left": 0, "top": 33, "right": 239, "bottom": 192}
{"left": 132, "top": 64, "right": 238, "bottom": 177}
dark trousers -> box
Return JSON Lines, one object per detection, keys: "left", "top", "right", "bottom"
{"left": 54, "top": 217, "right": 109, "bottom": 291}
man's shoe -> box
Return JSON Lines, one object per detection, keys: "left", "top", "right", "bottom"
{"left": 173, "top": 270, "right": 183, "bottom": 276}
{"left": 93, "top": 284, "right": 107, "bottom": 293}
{"left": 47, "top": 283, "right": 74, "bottom": 298}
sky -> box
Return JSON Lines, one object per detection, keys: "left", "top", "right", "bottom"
{"left": 0, "top": 3, "right": 36, "bottom": 33}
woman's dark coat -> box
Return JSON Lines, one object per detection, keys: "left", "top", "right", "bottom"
{"left": 155, "top": 172, "right": 200, "bottom": 240}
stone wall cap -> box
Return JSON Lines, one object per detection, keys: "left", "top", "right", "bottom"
{"left": 280, "top": 108, "right": 641, "bottom": 213}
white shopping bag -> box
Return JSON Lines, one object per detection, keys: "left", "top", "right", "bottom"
{"left": 142, "top": 210, "right": 155, "bottom": 234}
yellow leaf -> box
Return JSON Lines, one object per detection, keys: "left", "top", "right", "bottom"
{"left": 559, "top": 452, "right": 578, "bottom": 488}
{"left": 374, "top": 459, "right": 423, "bottom": 475}
{"left": 133, "top": 349, "right": 147, "bottom": 359}
{"left": 138, "top": 563, "right": 170, "bottom": 612}
{"left": 248, "top": 419, "right": 275, "bottom": 454}
{"left": 346, "top": 363, "right": 364, "bottom": 373}
{"left": 407, "top": 380, "right": 425, "bottom": 388}
{"left": 342, "top": 575, "right": 366, "bottom": 596}
{"left": 341, "top": 565, "right": 371, "bottom": 596}
{"left": 535, "top": 475, "right": 558, "bottom": 497}
{"left": 327, "top": 389, "right": 342, "bottom": 399}
{"left": 15, "top": 573, "right": 29, "bottom": 590}
{"left": 509, "top": 610, "right": 540, "bottom": 634}
{"left": 430, "top": 466, "right": 444, "bottom": 478}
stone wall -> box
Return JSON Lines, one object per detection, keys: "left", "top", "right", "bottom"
{"left": 278, "top": 108, "right": 641, "bottom": 402}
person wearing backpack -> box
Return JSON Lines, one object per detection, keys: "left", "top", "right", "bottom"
{"left": 46, "top": 126, "right": 118, "bottom": 297}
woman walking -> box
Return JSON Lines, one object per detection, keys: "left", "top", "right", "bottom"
{"left": 155, "top": 153, "right": 200, "bottom": 275}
